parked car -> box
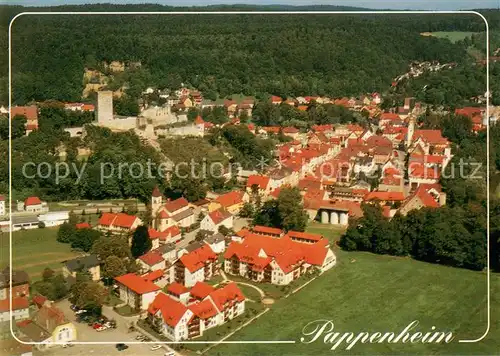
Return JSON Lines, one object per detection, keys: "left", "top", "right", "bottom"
{"left": 116, "top": 343, "right": 129, "bottom": 351}
{"left": 92, "top": 323, "right": 102, "bottom": 330}
{"left": 151, "top": 345, "right": 162, "bottom": 351}
{"left": 75, "top": 309, "right": 87, "bottom": 315}
{"left": 70, "top": 305, "right": 79, "bottom": 311}
{"left": 164, "top": 351, "right": 175, "bottom": 356}
{"left": 96, "top": 326, "right": 107, "bottom": 332}
{"left": 135, "top": 335, "right": 144, "bottom": 340}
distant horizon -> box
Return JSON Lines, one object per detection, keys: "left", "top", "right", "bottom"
{"left": 1, "top": 0, "right": 499, "bottom": 11}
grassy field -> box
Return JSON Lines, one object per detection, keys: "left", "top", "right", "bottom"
{"left": 424, "top": 31, "right": 478, "bottom": 43}
{"left": 209, "top": 224, "right": 499, "bottom": 355}
{"left": 0, "top": 227, "right": 82, "bottom": 280}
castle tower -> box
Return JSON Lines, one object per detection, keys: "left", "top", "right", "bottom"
{"left": 406, "top": 115, "right": 415, "bottom": 149}
{"left": 97, "top": 90, "right": 113, "bottom": 124}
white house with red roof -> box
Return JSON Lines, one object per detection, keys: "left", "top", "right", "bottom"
{"left": 208, "top": 191, "right": 248, "bottom": 215}
{"left": 224, "top": 232, "right": 336, "bottom": 285}
{"left": 114, "top": 273, "right": 161, "bottom": 311}
{"left": 200, "top": 209, "right": 233, "bottom": 233}
{"left": 17, "top": 196, "right": 47, "bottom": 213}
{"left": 174, "top": 244, "right": 218, "bottom": 287}
{"left": 147, "top": 282, "right": 245, "bottom": 341}
{"left": 246, "top": 175, "right": 272, "bottom": 196}
{"left": 137, "top": 250, "right": 166, "bottom": 273}
{"left": 97, "top": 212, "right": 142, "bottom": 234}
{"left": 0, "top": 296, "right": 29, "bottom": 322}
{"left": 398, "top": 184, "right": 445, "bottom": 216}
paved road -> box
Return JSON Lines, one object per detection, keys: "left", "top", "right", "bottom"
{"left": 47, "top": 300, "right": 166, "bottom": 356}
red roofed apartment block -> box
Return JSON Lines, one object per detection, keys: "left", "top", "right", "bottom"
{"left": 114, "top": 273, "right": 161, "bottom": 311}
{"left": 224, "top": 233, "right": 336, "bottom": 285}
{"left": 147, "top": 281, "right": 246, "bottom": 341}
{"left": 174, "top": 244, "right": 218, "bottom": 287}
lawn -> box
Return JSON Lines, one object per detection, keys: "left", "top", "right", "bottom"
{"left": 0, "top": 227, "right": 81, "bottom": 280}
{"left": 208, "top": 224, "right": 499, "bottom": 355}
{"left": 425, "top": 31, "right": 479, "bottom": 43}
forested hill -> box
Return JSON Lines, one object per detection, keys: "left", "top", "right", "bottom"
{"left": 0, "top": 5, "right": 498, "bottom": 105}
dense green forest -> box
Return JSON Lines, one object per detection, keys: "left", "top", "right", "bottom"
{"left": 0, "top": 5, "right": 498, "bottom": 105}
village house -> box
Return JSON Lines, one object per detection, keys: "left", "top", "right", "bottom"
{"left": 137, "top": 250, "right": 166, "bottom": 273}
{"left": 246, "top": 175, "right": 272, "bottom": 197}
{"left": 142, "top": 269, "right": 169, "bottom": 288}
{"left": 224, "top": 231, "right": 336, "bottom": 285}
{"left": 208, "top": 191, "right": 248, "bottom": 215}
{"left": 200, "top": 209, "right": 233, "bottom": 233}
{"left": 147, "top": 282, "right": 245, "bottom": 341}
{"left": 203, "top": 232, "right": 226, "bottom": 254}
{"left": 62, "top": 255, "right": 101, "bottom": 282}
{"left": 398, "top": 184, "right": 445, "bottom": 216}
{"left": 11, "top": 105, "right": 38, "bottom": 131}
{"left": 0, "top": 297, "right": 29, "bottom": 322}
{"left": 114, "top": 273, "right": 161, "bottom": 311}
{"left": 17, "top": 302, "right": 77, "bottom": 350}
{"left": 17, "top": 196, "right": 48, "bottom": 213}
{"left": 96, "top": 212, "right": 142, "bottom": 234}
{"left": 174, "top": 244, "right": 218, "bottom": 287}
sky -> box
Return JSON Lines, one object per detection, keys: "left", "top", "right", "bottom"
{"left": 1, "top": 0, "right": 499, "bottom": 10}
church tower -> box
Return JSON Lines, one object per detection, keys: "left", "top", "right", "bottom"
{"left": 151, "top": 185, "right": 163, "bottom": 221}
{"left": 406, "top": 115, "right": 415, "bottom": 149}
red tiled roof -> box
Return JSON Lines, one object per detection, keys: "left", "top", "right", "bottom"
{"left": 297, "top": 105, "right": 308, "bottom": 111}
{"left": 190, "top": 281, "right": 215, "bottom": 300}
{"left": 379, "top": 112, "right": 400, "bottom": 121}
{"left": 215, "top": 191, "right": 244, "bottom": 208}
{"left": 162, "top": 225, "right": 181, "bottom": 240}
{"left": 189, "top": 298, "right": 218, "bottom": 319}
{"left": 24, "top": 196, "right": 41, "bottom": 206}
{"left": 167, "top": 282, "right": 189, "bottom": 296}
{"left": 262, "top": 126, "right": 280, "bottom": 134}
{"left": 148, "top": 292, "right": 188, "bottom": 328}
{"left": 142, "top": 269, "right": 164, "bottom": 283}
{"left": 138, "top": 251, "right": 164, "bottom": 266}
{"left": 115, "top": 273, "right": 160, "bottom": 294}
{"left": 11, "top": 106, "right": 38, "bottom": 120}
{"left": 208, "top": 282, "right": 245, "bottom": 312}
{"left": 455, "top": 107, "right": 483, "bottom": 118}
{"left": 164, "top": 197, "right": 189, "bottom": 213}
{"left": 271, "top": 96, "right": 282, "bottom": 103}
{"left": 365, "top": 135, "right": 393, "bottom": 147}
{"left": 283, "top": 126, "right": 299, "bottom": 133}
{"left": 98, "top": 212, "right": 139, "bottom": 229}
{"left": 224, "top": 233, "right": 330, "bottom": 273}
{"left": 0, "top": 296, "right": 29, "bottom": 312}
{"left": 235, "top": 228, "right": 250, "bottom": 238}
{"left": 312, "top": 124, "right": 334, "bottom": 132}
{"left": 75, "top": 222, "right": 91, "bottom": 229}
{"left": 0, "top": 195, "right": 4, "bottom": 201}
{"left": 286, "top": 231, "right": 323, "bottom": 242}
{"left": 208, "top": 209, "right": 232, "bottom": 225}
{"left": 298, "top": 177, "right": 322, "bottom": 191}
{"left": 365, "top": 191, "right": 405, "bottom": 201}
{"left": 414, "top": 186, "right": 440, "bottom": 208}
{"left": 409, "top": 166, "right": 440, "bottom": 179}
{"left": 32, "top": 295, "right": 47, "bottom": 308}
{"left": 82, "top": 104, "right": 95, "bottom": 111}
{"left": 179, "top": 245, "right": 217, "bottom": 273}
{"left": 413, "top": 130, "right": 449, "bottom": 145}
{"left": 252, "top": 225, "right": 283, "bottom": 235}
{"left": 158, "top": 210, "right": 170, "bottom": 219}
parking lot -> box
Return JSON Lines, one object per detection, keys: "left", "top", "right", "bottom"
{"left": 44, "top": 299, "right": 176, "bottom": 356}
